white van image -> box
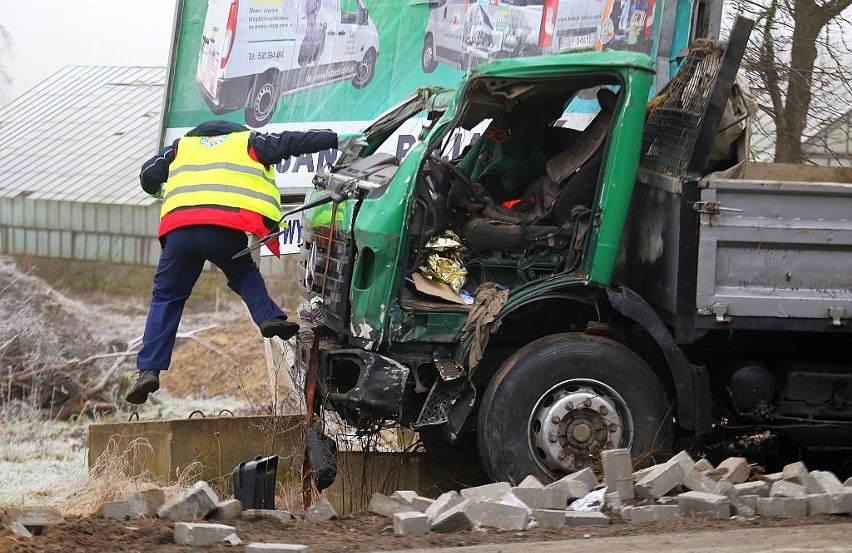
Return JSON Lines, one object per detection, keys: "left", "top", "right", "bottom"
{"left": 421, "top": 0, "right": 605, "bottom": 73}
{"left": 197, "top": 0, "right": 380, "bottom": 127}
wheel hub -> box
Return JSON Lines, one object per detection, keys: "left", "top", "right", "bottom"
{"left": 530, "top": 380, "right": 631, "bottom": 475}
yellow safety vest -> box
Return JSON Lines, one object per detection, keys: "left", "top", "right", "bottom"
{"left": 161, "top": 131, "right": 281, "bottom": 222}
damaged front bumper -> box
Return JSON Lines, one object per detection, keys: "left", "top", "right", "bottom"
{"left": 295, "top": 329, "right": 410, "bottom": 422}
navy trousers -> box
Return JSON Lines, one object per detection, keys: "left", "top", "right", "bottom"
{"left": 137, "top": 225, "right": 284, "bottom": 371}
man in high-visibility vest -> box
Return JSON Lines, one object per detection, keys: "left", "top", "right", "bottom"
{"left": 126, "top": 120, "right": 366, "bottom": 404}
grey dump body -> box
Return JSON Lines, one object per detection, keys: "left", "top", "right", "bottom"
{"left": 624, "top": 162, "right": 852, "bottom": 341}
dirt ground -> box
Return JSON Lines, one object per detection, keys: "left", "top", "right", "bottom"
{"left": 2, "top": 510, "right": 850, "bottom": 553}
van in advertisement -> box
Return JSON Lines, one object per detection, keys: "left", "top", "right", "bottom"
{"left": 196, "top": 0, "right": 380, "bottom": 127}
{"left": 421, "top": 0, "right": 655, "bottom": 73}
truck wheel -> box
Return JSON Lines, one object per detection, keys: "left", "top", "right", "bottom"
{"left": 244, "top": 73, "right": 278, "bottom": 128}
{"left": 421, "top": 35, "right": 438, "bottom": 73}
{"left": 477, "top": 333, "right": 673, "bottom": 483}
{"left": 351, "top": 48, "right": 377, "bottom": 89}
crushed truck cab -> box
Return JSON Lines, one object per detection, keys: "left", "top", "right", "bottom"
{"left": 295, "top": 23, "right": 852, "bottom": 483}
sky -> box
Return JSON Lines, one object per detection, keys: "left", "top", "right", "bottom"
{"left": 0, "top": 0, "right": 178, "bottom": 104}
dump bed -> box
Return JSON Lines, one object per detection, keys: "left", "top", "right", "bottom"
{"left": 621, "top": 162, "right": 852, "bottom": 342}
{"left": 695, "top": 162, "right": 852, "bottom": 324}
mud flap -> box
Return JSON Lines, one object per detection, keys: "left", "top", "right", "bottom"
{"left": 305, "top": 428, "right": 338, "bottom": 492}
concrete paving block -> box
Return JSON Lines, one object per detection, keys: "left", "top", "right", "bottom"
{"left": 677, "top": 491, "right": 731, "bottom": 520}
{"left": 668, "top": 451, "right": 696, "bottom": 472}
{"left": 844, "top": 477, "right": 852, "bottom": 488}
{"left": 173, "top": 522, "right": 240, "bottom": 546}
{"left": 393, "top": 511, "right": 429, "bottom": 536}
{"left": 208, "top": 499, "right": 242, "bottom": 522}
{"left": 305, "top": 499, "right": 337, "bottom": 523}
{"left": 827, "top": 491, "right": 852, "bottom": 514}
{"left": 806, "top": 471, "right": 844, "bottom": 495}
{"left": 604, "top": 492, "right": 622, "bottom": 511}
{"left": 158, "top": 481, "right": 219, "bottom": 521}
{"left": 411, "top": 496, "right": 434, "bottom": 512}
{"left": 563, "top": 468, "right": 599, "bottom": 491}
{"left": 242, "top": 509, "right": 295, "bottom": 523}
{"left": 635, "top": 460, "right": 685, "bottom": 499}
{"left": 517, "top": 475, "right": 544, "bottom": 489}
{"left": 770, "top": 480, "right": 808, "bottom": 498}
{"left": 532, "top": 509, "right": 566, "bottom": 528}
{"left": 620, "top": 505, "right": 679, "bottom": 523}
{"left": 756, "top": 497, "right": 808, "bottom": 518}
{"left": 734, "top": 481, "right": 769, "bottom": 498}
{"left": 563, "top": 511, "right": 610, "bottom": 526}
{"left": 737, "top": 495, "right": 760, "bottom": 511}
{"left": 693, "top": 458, "right": 715, "bottom": 473}
{"left": 781, "top": 462, "right": 809, "bottom": 485}
{"left": 807, "top": 494, "right": 832, "bottom": 515}
{"left": 717, "top": 457, "right": 749, "bottom": 484}
{"left": 460, "top": 482, "right": 512, "bottom": 503}
{"left": 730, "top": 499, "right": 755, "bottom": 517}
{"left": 424, "top": 491, "right": 462, "bottom": 523}
{"left": 5, "top": 507, "right": 64, "bottom": 535}
{"left": 8, "top": 521, "right": 33, "bottom": 539}
{"left": 762, "top": 472, "right": 783, "bottom": 484}
{"left": 100, "top": 496, "right": 149, "bottom": 521}
{"left": 682, "top": 468, "right": 718, "bottom": 494}
{"left": 632, "top": 466, "right": 655, "bottom": 482}
{"left": 134, "top": 489, "right": 166, "bottom": 512}
{"left": 245, "top": 544, "right": 308, "bottom": 552}
{"left": 367, "top": 493, "right": 410, "bottom": 517}
{"left": 713, "top": 480, "right": 737, "bottom": 500}
{"left": 513, "top": 486, "right": 569, "bottom": 510}
{"left": 430, "top": 499, "right": 472, "bottom": 533}
{"left": 601, "top": 449, "right": 634, "bottom": 500}
{"left": 545, "top": 477, "right": 590, "bottom": 500}
{"left": 465, "top": 500, "right": 530, "bottom": 531}
{"left": 390, "top": 490, "right": 419, "bottom": 504}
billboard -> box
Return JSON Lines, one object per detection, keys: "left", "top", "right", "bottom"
{"left": 163, "top": 0, "right": 661, "bottom": 195}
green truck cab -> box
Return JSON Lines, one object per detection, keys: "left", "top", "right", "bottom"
{"left": 296, "top": 21, "right": 852, "bottom": 483}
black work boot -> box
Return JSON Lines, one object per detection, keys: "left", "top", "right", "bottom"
{"left": 126, "top": 370, "right": 160, "bottom": 404}
{"left": 259, "top": 316, "right": 300, "bottom": 340}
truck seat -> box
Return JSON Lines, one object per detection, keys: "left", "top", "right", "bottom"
{"left": 461, "top": 88, "right": 618, "bottom": 252}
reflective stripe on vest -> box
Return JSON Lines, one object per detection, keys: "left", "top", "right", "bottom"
{"left": 161, "top": 131, "right": 281, "bottom": 221}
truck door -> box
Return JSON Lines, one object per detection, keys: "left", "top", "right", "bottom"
{"left": 197, "top": 0, "right": 237, "bottom": 97}
{"left": 315, "top": 0, "right": 344, "bottom": 66}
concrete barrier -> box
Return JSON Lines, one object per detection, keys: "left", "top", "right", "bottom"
{"left": 87, "top": 416, "right": 487, "bottom": 514}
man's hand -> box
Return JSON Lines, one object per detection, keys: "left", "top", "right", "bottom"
{"left": 337, "top": 132, "right": 368, "bottom": 157}
{"left": 152, "top": 184, "right": 165, "bottom": 199}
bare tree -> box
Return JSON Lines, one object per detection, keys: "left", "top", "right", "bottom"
{"left": 732, "top": 0, "right": 852, "bottom": 163}
{"left": 0, "top": 25, "right": 13, "bottom": 105}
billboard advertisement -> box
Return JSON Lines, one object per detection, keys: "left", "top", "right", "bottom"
{"left": 163, "top": 0, "right": 661, "bottom": 197}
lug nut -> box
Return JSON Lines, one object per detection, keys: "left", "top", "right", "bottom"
{"left": 558, "top": 451, "right": 567, "bottom": 460}
{"left": 582, "top": 398, "right": 592, "bottom": 407}
{"left": 565, "top": 401, "right": 574, "bottom": 410}
{"left": 551, "top": 415, "right": 561, "bottom": 424}
{"left": 548, "top": 432, "right": 558, "bottom": 443}
{"left": 608, "top": 423, "right": 617, "bottom": 433}
{"left": 598, "top": 405, "right": 609, "bottom": 415}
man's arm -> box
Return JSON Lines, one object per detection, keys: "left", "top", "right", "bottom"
{"left": 139, "top": 140, "right": 178, "bottom": 196}
{"left": 251, "top": 130, "right": 338, "bottom": 166}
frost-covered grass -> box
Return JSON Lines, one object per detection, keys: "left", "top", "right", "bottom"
{"left": 0, "top": 393, "right": 252, "bottom": 512}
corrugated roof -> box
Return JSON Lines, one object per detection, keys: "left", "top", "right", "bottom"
{"left": 0, "top": 66, "right": 164, "bottom": 205}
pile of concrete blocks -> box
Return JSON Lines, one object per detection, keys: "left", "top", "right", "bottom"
{"left": 0, "top": 506, "right": 65, "bottom": 539}
{"left": 97, "top": 480, "right": 319, "bottom": 549}
{"left": 602, "top": 449, "right": 852, "bottom": 523}
{"left": 366, "top": 468, "right": 612, "bottom": 535}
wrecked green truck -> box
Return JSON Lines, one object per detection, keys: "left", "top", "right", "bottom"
{"left": 294, "top": 22, "right": 852, "bottom": 483}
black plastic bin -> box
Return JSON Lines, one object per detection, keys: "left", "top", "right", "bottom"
{"left": 232, "top": 455, "right": 278, "bottom": 509}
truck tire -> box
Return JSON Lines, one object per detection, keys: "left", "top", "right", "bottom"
{"left": 351, "top": 48, "right": 377, "bottom": 89}
{"left": 244, "top": 73, "right": 278, "bottom": 128}
{"left": 477, "top": 333, "right": 673, "bottom": 483}
{"left": 421, "top": 35, "right": 438, "bottom": 73}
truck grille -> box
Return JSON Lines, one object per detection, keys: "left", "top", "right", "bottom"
{"left": 299, "top": 224, "right": 355, "bottom": 332}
